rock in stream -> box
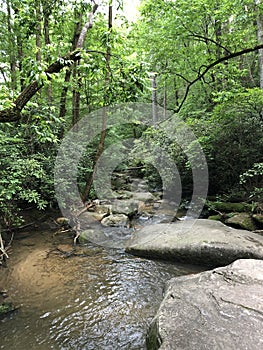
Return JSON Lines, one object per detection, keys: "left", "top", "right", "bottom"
{"left": 147, "top": 259, "right": 263, "bottom": 350}
{"left": 126, "top": 219, "right": 263, "bottom": 267}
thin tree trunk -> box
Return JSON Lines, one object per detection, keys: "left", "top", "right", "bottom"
{"left": 43, "top": 11, "right": 53, "bottom": 102}
{"left": 13, "top": 6, "right": 25, "bottom": 91}
{"left": 59, "top": 69, "right": 71, "bottom": 120}
{"left": 7, "top": 0, "right": 17, "bottom": 91}
{"left": 163, "top": 79, "right": 167, "bottom": 119}
{"left": 35, "top": 0, "right": 42, "bottom": 63}
{"left": 72, "top": 60, "right": 81, "bottom": 127}
{"left": 151, "top": 73, "right": 158, "bottom": 124}
{"left": 71, "top": 3, "right": 99, "bottom": 127}
{"left": 81, "top": 4, "right": 112, "bottom": 202}
{"left": 59, "top": 12, "right": 83, "bottom": 124}
{"left": 255, "top": 0, "right": 263, "bottom": 88}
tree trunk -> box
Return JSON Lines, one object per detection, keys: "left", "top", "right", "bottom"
{"left": 81, "top": 4, "right": 112, "bottom": 202}
{"left": 163, "top": 79, "right": 167, "bottom": 119}
{"left": 255, "top": 0, "right": 263, "bottom": 88}
{"left": 7, "top": 0, "right": 17, "bottom": 91}
{"left": 43, "top": 8, "right": 53, "bottom": 102}
{"left": 151, "top": 73, "right": 158, "bottom": 124}
{"left": 71, "top": 2, "right": 98, "bottom": 127}
{"left": 59, "top": 11, "right": 83, "bottom": 124}
{"left": 72, "top": 61, "right": 81, "bottom": 127}
{"left": 35, "top": 0, "right": 42, "bottom": 63}
{"left": 13, "top": 6, "right": 25, "bottom": 91}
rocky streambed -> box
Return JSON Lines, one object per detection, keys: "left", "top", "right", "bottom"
{"left": 1, "top": 173, "right": 262, "bottom": 349}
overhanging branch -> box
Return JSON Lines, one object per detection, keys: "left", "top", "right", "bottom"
{"left": 176, "top": 44, "right": 263, "bottom": 113}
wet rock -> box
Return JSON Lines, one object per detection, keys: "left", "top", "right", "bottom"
{"left": 79, "top": 228, "right": 109, "bottom": 245}
{"left": 147, "top": 259, "right": 263, "bottom": 350}
{"left": 101, "top": 214, "right": 129, "bottom": 227}
{"left": 225, "top": 212, "right": 256, "bottom": 231}
{"left": 111, "top": 199, "right": 139, "bottom": 216}
{"left": 126, "top": 219, "right": 263, "bottom": 267}
{"left": 79, "top": 227, "right": 130, "bottom": 248}
{"left": 94, "top": 204, "right": 112, "bottom": 215}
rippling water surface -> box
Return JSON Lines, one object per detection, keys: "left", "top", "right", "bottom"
{"left": 0, "top": 238, "right": 203, "bottom": 350}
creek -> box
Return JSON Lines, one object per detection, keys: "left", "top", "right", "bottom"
{"left": 0, "top": 218, "right": 204, "bottom": 350}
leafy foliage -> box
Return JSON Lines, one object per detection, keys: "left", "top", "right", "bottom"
{"left": 0, "top": 0, "right": 263, "bottom": 229}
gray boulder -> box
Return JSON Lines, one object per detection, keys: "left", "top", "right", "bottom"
{"left": 125, "top": 219, "right": 263, "bottom": 267}
{"left": 147, "top": 259, "right": 263, "bottom": 350}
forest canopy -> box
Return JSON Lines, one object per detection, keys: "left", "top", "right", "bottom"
{"left": 0, "top": 0, "right": 262, "bottom": 229}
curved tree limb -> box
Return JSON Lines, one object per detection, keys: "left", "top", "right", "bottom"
{"left": 176, "top": 43, "right": 263, "bottom": 113}
{"left": 188, "top": 33, "right": 231, "bottom": 54}
{"left": 0, "top": 3, "right": 98, "bottom": 123}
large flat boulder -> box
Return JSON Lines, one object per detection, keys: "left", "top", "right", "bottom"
{"left": 125, "top": 219, "right": 263, "bottom": 267}
{"left": 147, "top": 259, "right": 263, "bottom": 350}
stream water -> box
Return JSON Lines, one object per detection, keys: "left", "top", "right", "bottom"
{"left": 0, "top": 222, "right": 204, "bottom": 350}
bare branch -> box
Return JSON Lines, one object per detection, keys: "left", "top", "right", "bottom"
{"left": 176, "top": 44, "right": 263, "bottom": 114}
{"left": 76, "top": 3, "right": 98, "bottom": 49}
{"left": 188, "top": 33, "right": 231, "bottom": 54}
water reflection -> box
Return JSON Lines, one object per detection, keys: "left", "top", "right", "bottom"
{"left": 1, "top": 245, "right": 203, "bottom": 350}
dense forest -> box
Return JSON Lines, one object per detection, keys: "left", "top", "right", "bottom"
{"left": 0, "top": 0, "right": 262, "bottom": 235}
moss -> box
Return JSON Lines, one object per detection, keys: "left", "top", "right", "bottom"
{"left": 146, "top": 320, "right": 162, "bottom": 350}
{"left": 225, "top": 213, "right": 256, "bottom": 231}
{"left": 208, "top": 215, "right": 222, "bottom": 221}
{"left": 206, "top": 201, "right": 253, "bottom": 213}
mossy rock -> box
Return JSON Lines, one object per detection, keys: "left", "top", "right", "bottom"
{"left": 208, "top": 215, "right": 222, "bottom": 221}
{"left": 225, "top": 213, "right": 256, "bottom": 231}
{"left": 206, "top": 201, "right": 253, "bottom": 213}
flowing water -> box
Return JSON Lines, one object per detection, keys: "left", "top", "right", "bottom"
{"left": 0, "top": 222, "right": 204, "bottom": 350}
